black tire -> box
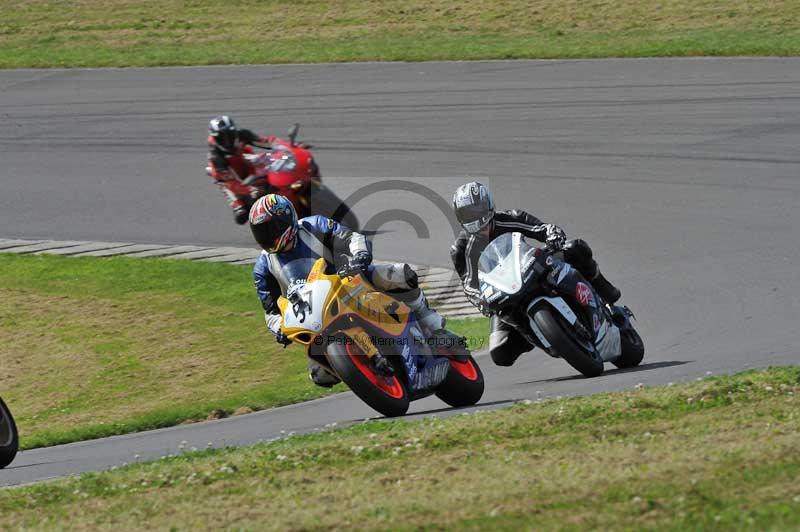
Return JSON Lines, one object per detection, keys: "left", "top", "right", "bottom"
{"left": 326, "top": 337, "right": 409, "bottom": 417}
{"left": 533, "top": 308, "right": 604, "bottom": 378}
{"left": 613, "top": 326, "right": 645, "bottom": 369}
{"left": 0, "top": 397, "right": 19, "bottom": 469}
{"left": 311, "top": 184, "right": 360, "bottom": 231}
{"left": 435, "top": 355, "right": 485, "bottom": 408}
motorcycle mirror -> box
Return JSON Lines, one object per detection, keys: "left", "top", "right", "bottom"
{"left": 288, "top": 123, "right": 300, "bottom": 146}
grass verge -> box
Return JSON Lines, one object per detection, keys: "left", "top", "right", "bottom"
{"left": 0, "top": 253, "right": 488, "bottom": 450}
{"left": 1, "top": 366, "right": 798, "bottom": 529}
{"left": 0, "top": 1, "right": 798, "bottom": 68}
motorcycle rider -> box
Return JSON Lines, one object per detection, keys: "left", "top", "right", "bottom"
{"left": 250, "top": 193, "right": 448, "bottom": 387}
{"left": 450, "top": 181, "right": 622, "bottom": 367}
{"left": 207, "top": 115, "right": 277, "bottom": 225}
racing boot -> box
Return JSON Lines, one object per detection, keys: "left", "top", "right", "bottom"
{"left": 231, "top": 198, "right": 249, "bottom": 225}
{"left": 405, "top": 292, "right": 470, "bottom": 358}
{"left": 233, "top": 207, "right": 249, "bottom": 225}
{"left": 406, "top": 291, "right": 446, "bottom": 339}
{"left": 590, "top": 271, "right": 621, "bottom": 304}
{"left": 308, "top": 359, "right": 341, "bottom": 388}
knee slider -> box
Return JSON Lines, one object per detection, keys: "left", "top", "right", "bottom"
{"left": 563, "top": 238, "right": 593, "bottom": 259}
{"left": 563, "top": 238, "right": 598, "bottom": 277}
{"left": 402, "top": 264, "right": 418, "bottom": 289}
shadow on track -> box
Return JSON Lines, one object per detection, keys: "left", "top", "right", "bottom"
{"left": 523, "top": 360, "right": 692, "bottom": 384}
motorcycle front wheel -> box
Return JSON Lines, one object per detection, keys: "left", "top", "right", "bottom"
{"left": 533, "top": 308, "right": 604, "bottom": 378}
{"left": 0, "top": 397, "right": 19, "bottom": 469}
{"left": 613, "top": 326, "right": 645, "bottom": 369}
{"left": 326, "top": 335, "right": 409, "bottom": 417}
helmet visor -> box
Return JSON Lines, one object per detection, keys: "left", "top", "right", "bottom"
{"left": 216, "top": 129, "right": 237, "bottom": 151}
{"left": 456, "top": 204, "right": 493, "bottom": 233}
{"left": 252, "top": 215, "right": 296, "bottom": 252}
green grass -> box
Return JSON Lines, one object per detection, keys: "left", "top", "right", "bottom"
{"left": 0, "top": 0, "right": 798, "bottom": 68}
{"left": 0, "top": 253, "right": 488, "bottom": 450}
{"left": 1, "top": 367, "right": 798, "bottom": 530}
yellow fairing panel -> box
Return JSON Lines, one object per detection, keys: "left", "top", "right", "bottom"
{"left": 279, "top": 258, "right": 414, "bottom": 350}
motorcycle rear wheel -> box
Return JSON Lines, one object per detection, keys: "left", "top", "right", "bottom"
{"left": 533, "top": 308, "right": 604, "bottom": 378}
{"left": 435, "top": 355, "right": 485, "bottom": 408}
{"left": 326, "top": 335, "right": 409, "bottom": 417}
{"left": 0, "top": 397, "right": 19, "bottom": 469}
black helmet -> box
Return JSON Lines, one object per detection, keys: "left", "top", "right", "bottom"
{"left": 208, "top": 115, "right": 239, "bottom": 153}
{"left": 249, "top": 194, "right": 299, "bottom": 253}
{"left": 453, "top": 181, "right": 494, "bottom": 234}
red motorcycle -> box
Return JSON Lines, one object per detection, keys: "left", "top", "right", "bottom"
{"left": 241, "top": 124, "right": 359, "bottom": 229}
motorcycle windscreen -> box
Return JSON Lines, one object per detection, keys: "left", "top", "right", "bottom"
{"left": 269, "top": 149, "right": 298, "bottom": 173}
{"left": 477, "top": 232, "right": 532, "bottom": 295}
{"left": 279, "top": 258, "right": 319, "bottom": 292}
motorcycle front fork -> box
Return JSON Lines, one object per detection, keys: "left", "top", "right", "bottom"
{"left": 606, "top": 303, "right": 634, "bottom": 328}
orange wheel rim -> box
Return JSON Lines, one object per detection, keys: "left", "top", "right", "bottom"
{"left": 345, "top": 343, "right": 405, "bottom": 399}
{"left": 449, "top": 359, "right": 478, "bottom": 381}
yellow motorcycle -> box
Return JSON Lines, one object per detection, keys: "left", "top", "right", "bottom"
{"left": 278, "top": 258, "right": 484, "bottom": 417}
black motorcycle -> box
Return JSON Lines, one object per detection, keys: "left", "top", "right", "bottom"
{"left": 477, "top": 232, "right": 644, "bottom": 377}
{"left": 0, "top": 397, "right": 19, "bottom": 468}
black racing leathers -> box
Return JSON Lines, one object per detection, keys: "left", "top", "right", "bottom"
{"left": 450, "top": 209, "right": 613, "bottom": 366}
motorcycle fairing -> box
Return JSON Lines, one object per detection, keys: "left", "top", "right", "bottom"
{"left": 267, "top": 149, "right": 297, "bottom": 174}
{"left": 267, "top": 138, "right": 314, "bottom": 188}
{"left": 525, "top": 295, "right": 578, "bottom": 350}
{"left": 282, "top": 280, "right": 330, "bottom": 332}
{"left": 546, "top": 261, "right": 621, "bottom": 362}
{"left": 278, "top": 259, "right": 442, "bottom": 393}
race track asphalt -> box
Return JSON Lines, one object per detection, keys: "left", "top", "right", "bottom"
{"left": 1, "top": 58, "right": 798, "bottom": 486}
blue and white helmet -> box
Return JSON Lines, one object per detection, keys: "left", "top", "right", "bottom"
{"left": 453, "top": 181, "right": 494, "bottom": 234}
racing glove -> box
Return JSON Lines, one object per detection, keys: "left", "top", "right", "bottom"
{"left": 466, "top": 291, "right": 493, "bottom": 317}
{"left": 544, "top": 224, "right": 567, "bottom": 250}
{"left": 350, "top": 251, "right": 372, "bottom": 271}
{"left": 339, "top": 251, "right": 372, "bottom": 277}
{"left": 266, "top": 313, "right": 291, "bottom": 347}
